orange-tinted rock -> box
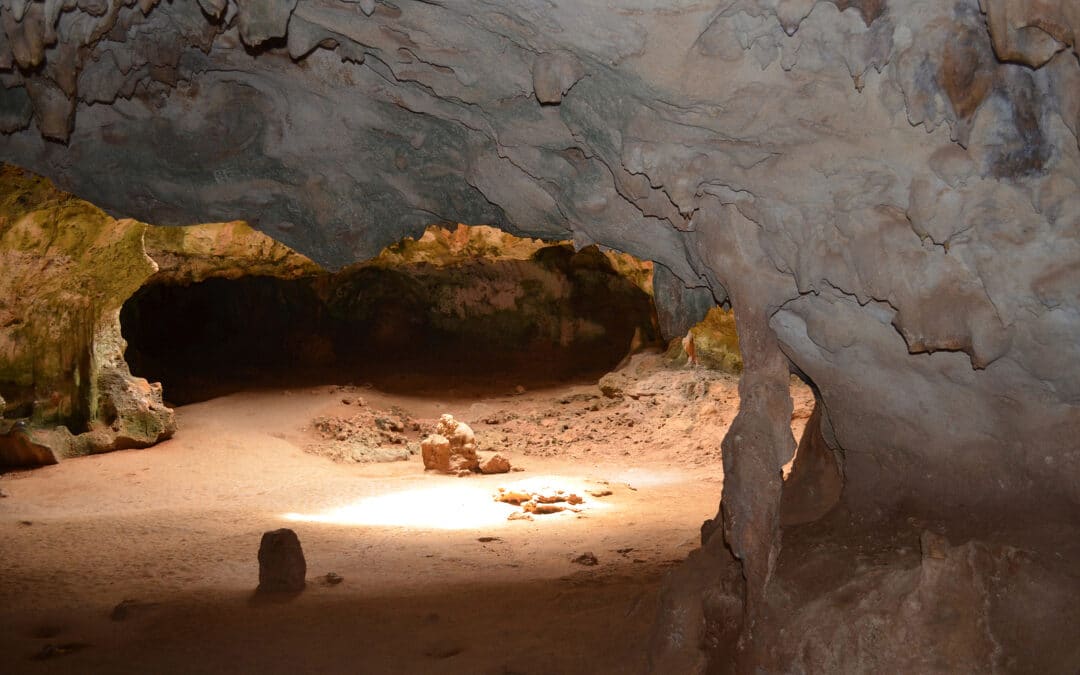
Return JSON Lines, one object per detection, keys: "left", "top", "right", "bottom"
{"left": 420, "top": 415, "right": 479, "bottom": 474}
{"left": 479, "top": 453, "right": 511, "bottom": 474}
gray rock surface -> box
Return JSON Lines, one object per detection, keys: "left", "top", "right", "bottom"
{"left": 1, "top": 0, "right": 1078, "bottom": 669}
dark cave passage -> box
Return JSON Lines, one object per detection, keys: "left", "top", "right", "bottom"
{"left": 121, "top": 238, "right": 662, "bottom": 405}
{"left": 120, "top": 276, "right": 330, "bottom": 405}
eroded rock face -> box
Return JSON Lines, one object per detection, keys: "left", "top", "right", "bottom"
{"left": 765, "top": 530, "right": 1078, "bottom": 673}
{"left": 0, "top": 0, "right": 1074, "bottom": 518}
{"left": 144, "top": 220, "right": 324, "bottom": 285}
{"left": 0, "top": 164, "right": 175, "bottom": 465}
{"left": 421, "top": 414, "right": 478, "bottom": 475}
{"left": 1, "top": 0, "right": 1079, "bottom": 670}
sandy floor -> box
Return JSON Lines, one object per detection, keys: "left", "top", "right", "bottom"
{"left": 0, "top": 356, "right": 812, "bottom": 674}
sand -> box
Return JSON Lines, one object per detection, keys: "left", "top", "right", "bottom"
{"left": 0, "top": 357, "right": 812, "bottom": 674}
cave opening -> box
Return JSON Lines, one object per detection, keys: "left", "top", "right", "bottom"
{"left": 1, "top": 206, "right": 832, "bottom": 673}
{"left": 120, "top": 225, "right": 662, "bottom": 405}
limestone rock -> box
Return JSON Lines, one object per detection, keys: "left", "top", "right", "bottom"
{"left": 0, "top": 1, "right": 1079, "bottom": 670}
{"left": 652, "top": 263, "right": 715, "bottom": 342}
{"left": 479, "top": 453, "right": 511, "bottom": 474}
{"left": 0, "top": 422, "right": 59, "bottom": 468}
{"left": 982, "top": 0, "right": 1077, "bottom": 67}
{"left": 420, "top": 433, "right": 452, "bottom": 471}
{"left": 598, "top": 371, "right": 629, "bottom": 399}
{"left": 532, "top": 51, "right": 585, "bottom": 104}
{"left": 257, "top": 528, "right": 306, "bottom": 593}
{"left": 421, "top": 414, "right": 478, "bottom": 474}
{"left": 778, "top": 534, "right": 1010, "bottom": 673}
{"left": 779, "top": 403, "right": 843, "bottom": 526}
{"left": 235, "top": 0, "right": 299, "bottom": 48}
{"left": 0, "top": 165, "right": 174, "bottom": 466}
{"left": 686, "top": 308, "right": 742, "bottom": 374}
{"left": 144, "top": 221, "right": 324, "bottom": 285}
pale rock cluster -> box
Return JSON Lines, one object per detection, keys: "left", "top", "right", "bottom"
{"left": 421, "top": 414, "right": 511, "bottom": 475}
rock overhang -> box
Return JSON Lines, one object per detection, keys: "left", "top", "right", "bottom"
{"left": 0, "top": 0, "right": 1077, "bottom": 516}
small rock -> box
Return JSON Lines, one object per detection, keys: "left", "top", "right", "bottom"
{"left": 588, "top": 489, "right": 613, "bottom": 498}
{"left": 507, "top": 511, "right": 533, "bottom": 521}
{"left": 257, "top": 528, "right": 306, "bottom": 593}
{"left": 323, "top": 572, "right": 344, "bottom": 585}
{"left": 479, "top": 453, "right": 511, "bottom": 474}
{"left": 572, "top": 552, "right": 599, "bottom": 566}
{"left": 375, "top": 417, "right": 404, "bottom": 433}
{"left": 514, "top": 385, "right": 526, "bottom": 395}
{"left": 0, "top": 487, "right": 8, "bottom": 498}
{"left": 477, "top": 536, "right": 501, "bottom": 543}
{"left": 525, "top": 501, "right": 566, "bottom": 515}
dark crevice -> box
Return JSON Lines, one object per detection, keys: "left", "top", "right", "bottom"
{"left": 121, "top": 243, "right": 661, "bottom": 405}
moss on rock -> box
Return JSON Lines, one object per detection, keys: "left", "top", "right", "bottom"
{"left": 145, "top": 220, "right": 324, "bottom": 285}
{"left": 0, "top": 164, "right": 175, "bottom": 465}
{"left": 668, "top": 306, "right": 743, "bottom": 374}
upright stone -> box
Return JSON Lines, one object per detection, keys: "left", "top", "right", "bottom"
{"left": 257, "top": 528, "right": 306, "bottom": 593}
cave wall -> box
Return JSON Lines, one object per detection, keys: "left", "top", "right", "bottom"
{"left": 0, "top": 164, "right": 174, "bottom": 464}
{"left": 1, "top": 2, "right": 1078, "bottom": 668}
{"left": 5, "top": 0, "right": 1068, "bottom": 518}
{"left": 1, "top": 0, "right": 1078, "bottom": 633}
{"left": 0, "top": 176, "right": 329, "bottom": 464}
{"left": 122, "top": 228, "right": 660, "bottom": 404}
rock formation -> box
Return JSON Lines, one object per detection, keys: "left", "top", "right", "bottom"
{"left": 0, "top": 168, "right": 328, "bottom": 465}
{"left": 421, "top": 414, "right": 479, "bottom": 475}
{"left": 143, "top": 220, "right": 324, "bottom": 285}
{"left": 479, "top": 452, "right": 511, "bottom": 475}
{"left": 1, "top": 0, "right": 1078, "bottom": 670}
{"left": 0, "top": 164, "right": 175, "bottom": 465}
{"left": 257, "top": 528, "right": 307, "bottom": 593}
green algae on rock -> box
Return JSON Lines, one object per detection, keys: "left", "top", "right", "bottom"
{"left": 144, "top": 220, "right": 324, "bottom": 285}
{"left": 0, "top": 164, "right": 175, "bottom": 465}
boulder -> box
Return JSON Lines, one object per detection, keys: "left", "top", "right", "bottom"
{"left": 420, "top": 414, "right": 479, "bottom": 474}
{"left": 479, "top": 453, "right": 511, "bottom": 474}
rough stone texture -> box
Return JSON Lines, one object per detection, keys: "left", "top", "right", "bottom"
{"left": 532, "top": 50, "right": 585, "bottom": 105}
{"left": 982, "top": 0, "right": 1078, "bottom": 68}
{"left": 478, "top": 452, "right": 511, "bottom": 475}
{"left": 1, "top": 0, "right": 1079, "bottom": 670}
{"left": 0, "top": 164, "right": 175, "bottom": 465}
{"left": 257, "top": 528, "right": 307, "bottom": 593}
{"left": 778, "top": 402, "right": 843, "bottom": 526}
{"left": 325, "top": 228, "right": 659, "bottom": 377}
{"left": 421, "top": 414, "right": 478, "bottom": 474}
{"left": 144, "top": 220, "right": 324, "bottom": 285}
{"left": 687, "top": 308, "right": 743, "bottom": 374}
{"left": 652, "top": 263, "right": 715, "bottom": 342}
{"left": 758, "top": 530, "right": 1080, "bottom": 673}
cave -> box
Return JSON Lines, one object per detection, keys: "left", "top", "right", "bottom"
{"left": 2, "top": 1, "right": 1080, "bottom": 673}
{"left": 119, "top": 230, "right": 661, "bottom": 404}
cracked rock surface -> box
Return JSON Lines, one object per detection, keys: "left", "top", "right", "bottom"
{"left": 1, "top": 0, "right": 1078, "bottom": 670}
